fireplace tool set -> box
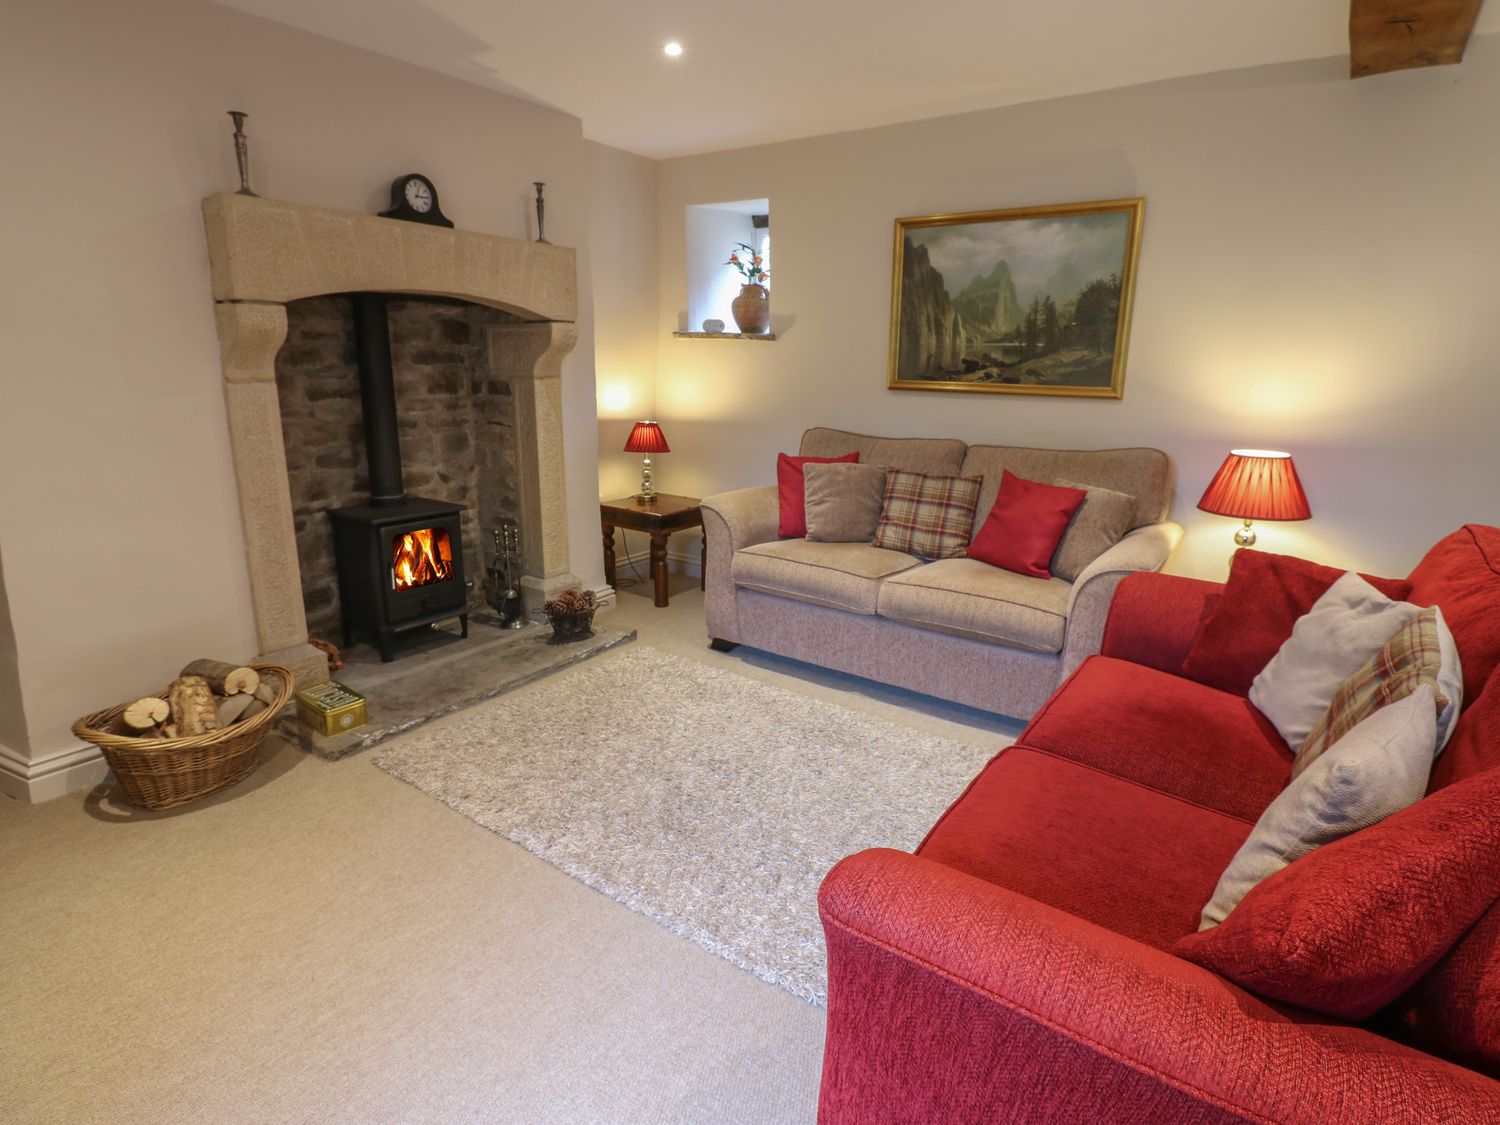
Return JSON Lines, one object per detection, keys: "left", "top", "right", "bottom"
{"left": 488, "top": 520, "right": 526, "bottom": 628}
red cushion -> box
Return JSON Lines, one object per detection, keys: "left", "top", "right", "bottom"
{"left": 776, "top": 451, "right": 859, "bottom": 538}
{"left": 1180, "top": 549, "right": 1413, "bottom": 696}
{"left": 1100, "top": 572, "right": 1223, "bottom": 678}
{"left": 966, "top": 470, "right": 1086, "bottom": 578}
{"left": 1384, "top": 898, "right": 1500, "bottom": 1079}
{"left": 919, "top": 747, "right": 1250, "bottom": 949}
{"left": 1407, "top": 525, "right": 1500, "bottom": 708}
{"left": 1018, "top": 656, "right": 1292, "bottom": 822}
{"left": 1429, "top": 661, "right": 1500, "bottom": 793}
{"left": 1173, "top": 765, "right": 1500, "bottom": 1021}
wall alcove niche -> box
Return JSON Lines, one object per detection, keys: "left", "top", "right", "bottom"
{"left": 675, "top": 197, "right": 776, "bottom": 339}
{"left": 203, "top": 193, "right": 582, "bottom": 686}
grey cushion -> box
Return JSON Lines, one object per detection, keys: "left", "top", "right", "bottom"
{"left": 876, "top": 558, "right": 1071, "bottom": 652}
{"left": 800, "top": 427, "right": 967, "bottom": 476}
{"left": 732, "top": 539, "right": 920, "bottom": 615}
{"left": 1198, "top": 685, "right": 1438, "bottom": 930}
{"left": 1051, "top": 479, "right": 1138, "bottom": 582}
{"left": 804, "top": 462, "right": 888, "bottom": 543}
{"left": 958, "top": 445, "right": 1172, "bottom": 533}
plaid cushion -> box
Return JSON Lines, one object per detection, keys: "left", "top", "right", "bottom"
{"left": 1294, "top": 607, "right": 1447, "bottom": 779}
{"left": 871, "top": 470, "right": 983, "bottom": 560}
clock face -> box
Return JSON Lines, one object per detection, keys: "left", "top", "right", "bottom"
{"left": 404, "top": 178, "right": 433, "bottom": 213}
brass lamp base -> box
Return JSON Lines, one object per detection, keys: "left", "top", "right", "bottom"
{"left": 1233, "top": 519, "right": 1257, "bottom": 547}
{"left": 637, "top": 454, "right": 656, "bottom": 502}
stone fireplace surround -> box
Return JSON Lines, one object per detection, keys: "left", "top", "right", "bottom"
{"left": 203, "top": 193, "right": 582, "bottom": 688}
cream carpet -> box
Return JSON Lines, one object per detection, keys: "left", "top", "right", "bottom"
{"left": 0, "top": 585, "right": 1019, "bottom": 1123}
{"left": 374, "top": 645, "right": 998, "bottom": 1005}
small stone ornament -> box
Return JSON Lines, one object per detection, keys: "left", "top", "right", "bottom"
{"left": 702, "top": 319, "right": 725, "bottom": 334}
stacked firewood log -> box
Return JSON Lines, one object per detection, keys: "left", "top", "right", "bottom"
{"left": 113, "top": 660, "right": 282, "bottom": 740}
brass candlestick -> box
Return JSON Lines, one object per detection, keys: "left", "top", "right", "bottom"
{"left": 227, "top": 110, "right": 257, "bottom": 197}
{"left": 533, "top": 181, "right": 550, "bottom": 244}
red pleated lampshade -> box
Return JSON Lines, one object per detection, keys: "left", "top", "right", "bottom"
{"left": 1197, "top": 449, "right": 1311, "bottom": 522}
{"left": 624, "top": 420, "right": 670, "bottom": 454}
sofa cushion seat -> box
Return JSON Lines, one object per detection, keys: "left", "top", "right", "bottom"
{"left": 876, "top": 558, "right": 1071, "bottom": 653}
{"left": 731, "top": 539, "right": 920, "bottom": 615}
{"left": 1020, "top": 656, "right": 1294, "bottom": 822}
{"left": 919, "top": 747, "right": 1251, "bottom": 949}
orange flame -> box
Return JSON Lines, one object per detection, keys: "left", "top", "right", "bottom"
{"left": 392, "top": 527, "right": 454, "bottom": 590}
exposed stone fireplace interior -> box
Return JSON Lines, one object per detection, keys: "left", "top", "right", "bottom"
{"left": 275, "top": 295, "right": 524, "bottom": 642}
{"left": 203, "top": 192, "right": 582, "bottom": 687}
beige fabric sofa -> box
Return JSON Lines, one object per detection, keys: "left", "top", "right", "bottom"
{"left": 702, "top": 428, "right": 1182, "bottom": 719}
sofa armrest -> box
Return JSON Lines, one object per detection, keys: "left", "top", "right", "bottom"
{"left": 820, "top": 849, "right": 1500, "bottom": 1124}
{"left": 701, "top": 485, "right": 780, "bottom": 553}
{"left": 1059, "top": 522, "right": 1182, "bottom": 679}
{"left": 1101, "top": 570, "right": 1223, "bottom": 677}
{"left": 700, "top": 485, "right": 779, "bottom": 643}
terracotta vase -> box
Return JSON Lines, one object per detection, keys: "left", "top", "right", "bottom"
{"left": 731, "top": 283, "right": 770, "bottom": 334}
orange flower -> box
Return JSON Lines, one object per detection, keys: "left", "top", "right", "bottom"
{"left": 752, "top": 256, "right": 763, "bottom": 265}
{"left": 728, "top": 253, "right": 740, "bottom": 263}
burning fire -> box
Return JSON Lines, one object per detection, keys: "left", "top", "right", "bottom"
{"left": 392, "top": 527, "right": 454, "bottom": 590}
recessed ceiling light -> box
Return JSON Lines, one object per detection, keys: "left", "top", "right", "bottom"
{"left": 663, "top": 41, "right": 684, "bottom": 58}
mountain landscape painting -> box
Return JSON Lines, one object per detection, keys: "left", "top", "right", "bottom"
{"left": 888, "top": 199, "right": 1144, "bottom": 398}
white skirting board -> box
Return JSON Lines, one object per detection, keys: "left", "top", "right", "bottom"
{"left": 0, "top": 739, "right": 109, "bottom": 803}
{"left": 607, "top": 534, "right": 705, "bottom": 583}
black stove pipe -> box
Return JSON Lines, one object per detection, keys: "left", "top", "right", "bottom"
{"left": 350, "top": 293, "right": 405, "bottom": 507}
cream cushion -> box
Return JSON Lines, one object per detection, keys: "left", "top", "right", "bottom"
{"left": 1294, "top": 606, "right": 1464, "bottom": 779}
{"left": 876, "top": 558, "right": 1072, "bottom": 653}
{"left": 1199, "top": 685, "right": 1438, "bottom": 929}
{"left": 1249, "top": 572, "right": 1421, "bottom": 753}
{"left": 1434, "top": 608, "right": 1466, "bottom": 749}
{"left": 732, "top": 540, "right": 920, "bottom": 615}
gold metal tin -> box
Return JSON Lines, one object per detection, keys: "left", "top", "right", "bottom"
{"left": 294, "top": 681, "right": 368, "bottom": 736}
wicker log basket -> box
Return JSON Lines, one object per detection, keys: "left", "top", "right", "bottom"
{"left": 72, "top": 663, "right": 294, "bottom": 810}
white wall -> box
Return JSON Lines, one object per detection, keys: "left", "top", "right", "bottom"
{"left": 586, "top": 142, "right": 661, "bottom": 503}
{"left": 654, "top": 43, "right": 1500, "bottom": 582}
{"left": 0, "top": 550, "right": 27, "bottom": 757}
{"left": 685, "top": 206, "right": 757, "bottom": 330}
{"left": 0, "top": 0, "right": 603, "bottom": 794}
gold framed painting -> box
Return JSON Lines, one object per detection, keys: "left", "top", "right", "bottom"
{"left": 888, "top": 197, "right": 1145, "bottom": 398}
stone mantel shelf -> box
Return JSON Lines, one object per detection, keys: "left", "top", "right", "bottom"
{"left": 203, "top": 192, "right": 577, "bottom": 321}
{"left": 671, "top": 331, "right": 777, "bottom": 341}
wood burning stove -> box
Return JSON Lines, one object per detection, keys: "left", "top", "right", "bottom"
{"left": 329, "top": 294, "right": 469, "bottom": 661}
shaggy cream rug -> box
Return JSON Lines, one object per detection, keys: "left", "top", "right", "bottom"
{"left": 373, "top": 645, "right": 999, "bottom": 1004}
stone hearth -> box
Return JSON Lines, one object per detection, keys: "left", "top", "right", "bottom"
{"left": 278, "top": 619, "right": 636, "bottom": 761}
{"left": 202, "top": 193, "right": 582, "bottom": 687}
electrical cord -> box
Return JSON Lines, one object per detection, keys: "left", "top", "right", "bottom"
{"left": 612, "top": 527, "right": 649, "bottom": 589}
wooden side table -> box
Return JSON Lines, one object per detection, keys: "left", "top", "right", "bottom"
{"left": 600, "top": 494, "right": 705, "bottom": 608}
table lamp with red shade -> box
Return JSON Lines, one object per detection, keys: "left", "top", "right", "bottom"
{"left": 1197, "top": 449, "right": 1311, "bottom": 547}
{"left": 624, "top": 420, "right": 670, "bottom": 502}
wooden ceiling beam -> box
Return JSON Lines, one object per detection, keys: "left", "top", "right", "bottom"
{"left": 1350, "top": 0, "right": 1484, "bottom": 77}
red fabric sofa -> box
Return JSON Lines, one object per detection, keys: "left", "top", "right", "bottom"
{"left": 819, "top": 526, "right": 1500, "bottom": 1123}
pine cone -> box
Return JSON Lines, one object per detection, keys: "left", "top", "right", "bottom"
{"left": 544, "top": 588, "right": 597, "bottom": 615}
